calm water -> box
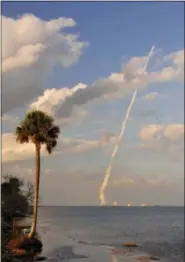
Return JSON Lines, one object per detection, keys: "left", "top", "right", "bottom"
{"left": 38, "top": 206, "right": 184, "bottom": 262}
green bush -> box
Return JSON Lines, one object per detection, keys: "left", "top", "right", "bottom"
{"left": 1, "top": 174, "right": 34, "bottom": 261}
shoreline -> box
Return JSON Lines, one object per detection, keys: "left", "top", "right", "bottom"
{"left": 37, "top": 206, "right": 184, "bottom": 262}
{"left": 40, "top": 233, "right": 163, "bottom": 262}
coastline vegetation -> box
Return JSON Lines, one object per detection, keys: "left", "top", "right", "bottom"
{"left": 2, "top": 174, "right": 34, "bottom": 261}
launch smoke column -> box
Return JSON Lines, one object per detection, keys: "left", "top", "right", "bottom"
{"left": 99, "top": 46, "right": 155, "bottom": 206}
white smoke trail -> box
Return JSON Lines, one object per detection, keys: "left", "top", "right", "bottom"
{"left": 99, "top": 46, "right": 155, "bottom": 206}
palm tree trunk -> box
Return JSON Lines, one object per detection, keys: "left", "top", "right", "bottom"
{"left": 28, "top": 143, "right": 40, "bottom": 239}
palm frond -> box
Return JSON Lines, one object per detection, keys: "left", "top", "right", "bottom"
{"left": 48, "top": 125, "right": 60, "bottom": 139}
{"left": 15, "top": 110, "right": 60, "bottom": 154}
{"left": 45, "top": 140, "right": 57, "bottom": 154}
{"left": 15, "top": 126, "right": 29, "bottom": 144}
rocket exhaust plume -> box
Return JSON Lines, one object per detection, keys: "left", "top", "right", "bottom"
{"left": 99, "top": 46, "right": 155, "bottom": 206}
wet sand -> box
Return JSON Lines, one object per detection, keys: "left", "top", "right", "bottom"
{"left": 41, "top": 235, "right": 162, "bottom": 262}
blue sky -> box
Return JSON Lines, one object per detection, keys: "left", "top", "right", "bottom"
{"left": 2, "top": 2, "right": 184, "bottom": 87}
{"left": 2, "top": 2, "right": 184, "bottom": 206}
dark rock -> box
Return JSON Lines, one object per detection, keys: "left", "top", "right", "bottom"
{"left": 36, "top": 256, "right": 47, "bottom": 261}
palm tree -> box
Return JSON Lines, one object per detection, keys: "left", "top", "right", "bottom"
{"left": 15, "top": 110, "right": 60, "bottom": 239}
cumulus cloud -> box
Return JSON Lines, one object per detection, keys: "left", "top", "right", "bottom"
{"left": 29, "top": 83, "right": 88, "bottom": 125}
{"left": 121, "top": 55, "right": 147, "bottom": 80}
{"left": 163, "top": 49, "right": 184, "bottom": 81}
{"left": 163, "top": 124, "right": 184, "bottom": 140}
{"left": 29, "top": 48, "right": 184, "bottom": 124}
{"left": 2, "top": 131, "right": 116, "bottom": 163}
{"left": 30, "top": 83, "right": 87, "bottom": 114}
{"left": 2, "top": 13, "right": 184, "bottom": 129}
{"left": 139, "top": 124, "right": 163, "bottom": 141}
{"left": 139, "top": 124, "right": 184, "bottom": 142}
{"left": 2, "top": 14, "right": 87, "bottom": 114}
{"left": 137, "top": 123, "right": 184, "bottom": 160}
{"left": 2, "top": 133, "right": 35, "bottom": 162}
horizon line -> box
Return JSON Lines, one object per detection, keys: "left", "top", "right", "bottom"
{"left": 37, "top": 205, "right": 184, "bottom": 207}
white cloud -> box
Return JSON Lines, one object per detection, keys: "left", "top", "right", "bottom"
{"left": 121, "top": 55, "right": 147, "bottom": 80}
{"left": 164, "top": 49, "right": 184, "bottom": 73}
{"left": 163, "top": 124, "right": 184, "bottom": 141}
{"left": 2, "top": 133, "right": 35, "bottom": 162}
{"left": 2, "top": 43, "right": 46, "bottom": 73}
{"left": 139, "top": 124, "right": 164, "bottom": 141}
{"left": 2, "top": 13, "right": 184, "bottom": 131}
{"left": 29, "top": 83, "right": 88, "bottom": 125}
{"left": 30, "top": 83, "right": 87, "bottom": 115}
{"left": 139, "top": 124, "right": 184, "bottom": 142}
{"left": 2, "top": 14, "right": 87, "bottom": 114}
{"left": 29, "top": 48, "right": 184, "bottom": 123}
{"left": 2, "top": 131, "right": 116, "bottom": 163}
{"left": 137, "top": 124, "right": 184, "bottom": 160}
{"left": 143, "top": 92, "right": 160, "bottom": 101}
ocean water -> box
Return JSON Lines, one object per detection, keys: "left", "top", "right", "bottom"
{"left": 38, "top": 206, "right": 184, "bottom": 262}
